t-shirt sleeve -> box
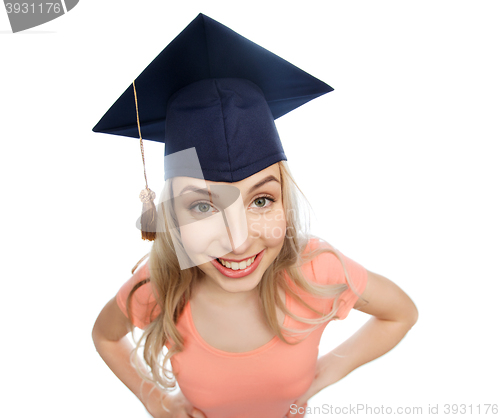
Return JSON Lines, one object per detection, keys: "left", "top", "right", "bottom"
{"left": 115, "top": 261, "right": 161, "bottom": 330}
{"left": 309, "top": 242, "right": 368, "bottom": 320}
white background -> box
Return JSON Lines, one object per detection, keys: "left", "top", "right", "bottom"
{"left": 1, "top": 1, "right": 499, "bottom": 417}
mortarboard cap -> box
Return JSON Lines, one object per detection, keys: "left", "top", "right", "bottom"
{"left": 92, "top": 13, "right": 333, "bottom": 183}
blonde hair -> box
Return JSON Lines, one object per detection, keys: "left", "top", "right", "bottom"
{"left": 126, "top": 161, "right": 363, "bottom": 401}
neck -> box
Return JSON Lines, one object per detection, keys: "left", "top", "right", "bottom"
{"left": 192, "top": 273, "right": 261, "bottom": 307}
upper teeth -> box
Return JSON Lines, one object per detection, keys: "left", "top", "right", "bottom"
{"left": 218, "top": 256, "right": 256, "bottom": 270}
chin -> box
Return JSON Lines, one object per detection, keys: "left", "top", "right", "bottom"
{"left": 213, "top": 262, "right": 265, "bottom": 293}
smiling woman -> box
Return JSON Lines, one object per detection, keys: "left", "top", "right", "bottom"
{"left": 91, "top": 13, "right": 418, "bottom": 418}
{"left": 114, "top": 159, "right": 373, "bottom": 417}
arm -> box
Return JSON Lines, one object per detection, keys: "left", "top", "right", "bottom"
{"left": 91, "top": 296, "right": 162, "bottom": 411}
{"left": 331, "top": 270, "right": 419, "bottom": 375}
{"left": 92, "top": 297, "right": 205, "bottom": 418}
{"left": 294, "top": 270, "right": 418, "bottom": 406}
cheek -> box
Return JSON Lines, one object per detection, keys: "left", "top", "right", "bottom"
{"left": 178, "top": 213, "right": 231, "bottom": 255}
{"left": 249, "top": 208, "right": 287, "bottom": 246}
{"left": 179, "top": 226, "right": 205, "bottom": 254}
{"left": 266, "top": 217, "right": 287, "bottom": 247}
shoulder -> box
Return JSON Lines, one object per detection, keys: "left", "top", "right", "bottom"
{"left": 299, "top": 237, "right": 369, "bottom": 319}
{"left": 300, "top": 238, "right": 345, "bottom": 285}
{"left": 133, "top": 259, "right": 151, "bottom": 281}
{"left": 301, "top": 237, "right": 368, "bottom": 289}
{"left": 117, "top": 260, "right": 151, "bottom": 299}
{"left": 115, "top": 259, "right": 160, "bottom": 329}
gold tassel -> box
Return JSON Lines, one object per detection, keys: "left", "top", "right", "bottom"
{"left": 133, "top": 80, "right": 156, "bottom": 241}
{"left": 139, "top": 187, "right": 157, "bottom": 241}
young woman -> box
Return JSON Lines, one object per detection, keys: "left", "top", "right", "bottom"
{"left": 92, "top": 14, "right": 418, "bottom": 418}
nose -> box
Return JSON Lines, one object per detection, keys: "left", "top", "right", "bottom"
{"left": 227, "top": 225, "right": 252, "bottom": 255}
{"left": 207, "top": 183, "right": 254, "bottom": 256}
{"left": 222, "top": 196, "right": 251, "bottom": 255}
{"left": 216, "top": 192, "right": 251, "bottom": 254}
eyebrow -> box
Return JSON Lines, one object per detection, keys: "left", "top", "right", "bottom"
{"left": 179, "top": 186, "right": 219, "bottom": 199}
{"left": 248, "top": 175, "right": 280, "bottom": 193}
{"left": 178, "top": 175, "right": 280, "bottom": 198}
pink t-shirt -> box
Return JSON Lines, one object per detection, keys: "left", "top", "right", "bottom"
{"left": 116, "top": 239, "right": 367, "bottom": 418}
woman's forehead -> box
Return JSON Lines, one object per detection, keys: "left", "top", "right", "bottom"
{"left": 171, "top": 163, "right": 281, "bottom": 196}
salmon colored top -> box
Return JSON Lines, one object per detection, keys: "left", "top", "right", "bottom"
{"left": 116, "top": 239, "right": 368, "bottom": 418}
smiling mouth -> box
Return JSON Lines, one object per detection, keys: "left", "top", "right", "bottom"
{"left": 216, "top": 255, "right": 257, "bottom": 270}
{"left": 209, "top": 249, "right": 265, "bottom": 278}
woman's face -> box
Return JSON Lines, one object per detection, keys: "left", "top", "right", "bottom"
{"left": 171, "top": 163, "right": 287, "bottom": 293}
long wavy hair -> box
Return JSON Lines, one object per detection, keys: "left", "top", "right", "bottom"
{"left": 126, "top": 161, "right": 364, "bottom": 401}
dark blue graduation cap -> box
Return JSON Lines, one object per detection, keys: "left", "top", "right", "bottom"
{"left": 92, "top": 13, "right": 333, "bottom": 183}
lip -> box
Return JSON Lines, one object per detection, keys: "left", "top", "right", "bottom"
{"left": 210, "top": 249, "right": 266, "bottom": 278}
{"left": 217, "top": 253, "right": 259, "bottom": 263}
